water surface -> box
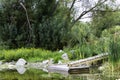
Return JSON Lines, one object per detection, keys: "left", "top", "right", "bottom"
{"left": 0, "top": 69, "right": 119, "bottom": 80}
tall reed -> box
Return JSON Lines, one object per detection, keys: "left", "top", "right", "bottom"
{"left": 109, "top": 34, "right": 120, "bottom": 64}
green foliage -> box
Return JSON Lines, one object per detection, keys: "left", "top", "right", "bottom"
{"left": 0, "top": 0, "right": 72, "bottom": 50}
{"left": 70, "top": 22, "right": 98, "bottom": 58}
{"left": 101, "top": 25, "right": 120, "bottom": 64}
{"left": 0, "top": 48, "right": 62, "bottom": 62}
{"left": 34, "top": 14, "right": 71, "bottom": 50}
{"left": 71, "top": 22, "right": 91, "bottom": 45}
{"left": 92, "top": 7, "right": 120, "bottom": 37}
{"left": 67, "top": 21, "right": 113, "bottom": 59}
{"left": 66, "top": 40, "right": 107, "bottom": 60}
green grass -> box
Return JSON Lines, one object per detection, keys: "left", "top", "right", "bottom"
{"left": 0, "top": 48, "right": 62, "bottom": 63}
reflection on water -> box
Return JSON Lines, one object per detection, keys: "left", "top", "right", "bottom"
{"left": 0, "top": 69, "right": 66, "bottom": 80}
{"left": 0, "top": 68, "right": 120, "bottom": 80}
{"left": 16, "top": 66, "right": 26, "bottom": 74}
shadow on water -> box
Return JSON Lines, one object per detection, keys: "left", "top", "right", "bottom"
{"left": 0, "top": 68, "right": 120, "bottom": 80}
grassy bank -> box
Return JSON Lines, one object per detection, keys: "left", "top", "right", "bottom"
{"left": 0, "top": 47, "right": 99, "bottom": 63}
{"left": 0, "top": 48, "right": 63, "bottom": 63}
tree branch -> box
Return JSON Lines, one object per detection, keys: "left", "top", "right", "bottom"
{"left": 19, "top": 2, "right": 34, "bottom": 43}
{"left": 72, "top": 0, "right": 108, "bottom": 25}
{"left": 92, "top": 9, "right": 120, "bottom": 12}
{"left": 19, "top": 2, "right": 32, "bottom": 31}
{"left": 69, "top": 0, "right": 77, "bottom": 11}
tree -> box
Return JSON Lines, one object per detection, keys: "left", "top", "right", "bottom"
{"left": 0, "top": 0, "right": 72, "bottom": 50}
{"left": 92, "top": 4, "right": 120, "bottom": 37}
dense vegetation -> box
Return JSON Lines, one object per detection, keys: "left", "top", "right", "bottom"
{"left": 0, "top": 0, "right": 72, "bottom": 50}
{"left": 0, "top": 0, "right": 120, "bottom": 70}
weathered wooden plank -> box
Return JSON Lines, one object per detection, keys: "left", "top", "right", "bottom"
{"left": 68, "top": 53, "right": 108, "bottom": 67}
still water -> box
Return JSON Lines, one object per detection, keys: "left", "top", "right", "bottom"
{"left": 0, "top": 68, "right": 119, "bottom": 80}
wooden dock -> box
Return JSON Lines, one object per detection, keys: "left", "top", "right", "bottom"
{"left": 48, "top": 53, "right": 109, "bottom": 74}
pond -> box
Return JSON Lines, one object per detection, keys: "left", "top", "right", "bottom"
{"left": 0, "top": 68, "right": 120, "bottom": 80}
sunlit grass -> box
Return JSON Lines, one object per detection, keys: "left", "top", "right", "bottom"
{"left": 0, "top": 48, "right": 62, "bottom": 62}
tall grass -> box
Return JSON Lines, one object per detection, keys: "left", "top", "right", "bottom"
{"left": 109, "top": 36, "right": 120, "bottom": 64}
